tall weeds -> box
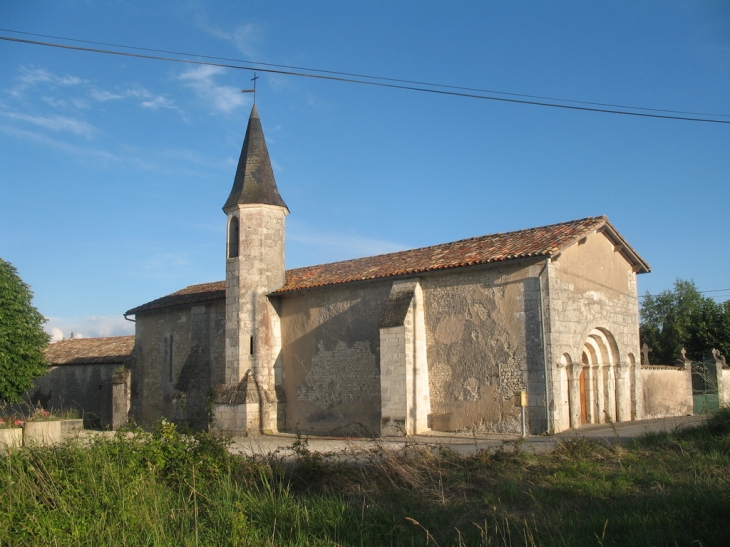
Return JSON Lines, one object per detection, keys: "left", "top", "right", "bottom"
{"left": 1, "top": 411, "right": 729, "bottom": 546}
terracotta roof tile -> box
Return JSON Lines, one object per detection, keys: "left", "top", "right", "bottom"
{"left": 276, "top": 216, "right": 609, "bottom": 293}
{"left": 126, "top": 281, "right": 226, "bottom": 315}
{"left": 44, "top": 336, "right": 135, "bottom": 365}
{"left": 126, "top": 216, "right": 648, "bottom": 314}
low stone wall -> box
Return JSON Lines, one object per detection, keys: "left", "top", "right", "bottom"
{"left": 1, "top": 420, "right": 91, "bottom": 451}
{"left": 641, "top": 366, "right": 692, "bottom": 419}
{"left": 0, "top": 429, "right": 22, "bottom": 450}
{"left": 23, "top": 421, "right": 62, "bottom": 447}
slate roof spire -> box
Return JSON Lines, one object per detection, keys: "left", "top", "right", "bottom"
{"left": 223, "top": 103, "right": 288, "bottom": 212}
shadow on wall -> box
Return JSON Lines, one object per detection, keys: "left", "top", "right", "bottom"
{"left": 22, "top": 364, "right": 119, "bottom": 428}
{"left": 280, "top": 281, "right": 391, "bottom": 436}
{"left": 174, "top": 346, "right": 214, "bottom": 430}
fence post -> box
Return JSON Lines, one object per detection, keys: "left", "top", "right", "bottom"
{"left": 712, "top": 349, "right": 726, "bottom": 407}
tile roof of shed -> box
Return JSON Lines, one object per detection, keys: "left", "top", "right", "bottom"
{"left": 126, "top": 215, "right": 649, "bottom": 315}
{"left": 45, "top": 336, "right": 135, "bottom": 366}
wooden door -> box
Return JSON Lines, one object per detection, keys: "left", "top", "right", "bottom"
{"left": 579, "top": 367, "right": 588, "bottom": 424}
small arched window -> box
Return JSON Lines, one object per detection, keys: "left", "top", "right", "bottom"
{"left": 228, "top": 217, "right": 239, "bottom": 258}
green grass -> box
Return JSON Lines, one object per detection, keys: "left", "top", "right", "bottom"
{"left": 1, "top": 411, "right": 730, "bottom": 546}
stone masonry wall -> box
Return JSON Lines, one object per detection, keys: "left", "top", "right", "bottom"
{"left": 27, "top": 363, "right": 119, "bottom": 422}
{"left": 379, "top": 279, "right": 430, "bottom": 435}
{"left": 420, "top": 261, "right": 544, "bottom": 434}
{"left": 128, "top": 300, "right": 225, "bottom": 428}
{"left": 546, "top": 231, "right": 643, "bottom": 433}
{"left": 224, "top": 204, "right": 287, "bottom": 433}
{"left": 279, "top": 281, "right": 391, "bottom": 435}
{"left": 641, "top": 366, "right": 692, "bottom": 418}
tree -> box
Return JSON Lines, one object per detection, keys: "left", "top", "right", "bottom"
{"left": 686, "top": 298, "right": 730, "bottom": 360}
{"left": 0, "top": 258, "right": 49, "bottom": 403}
{"left": 640, "top": 279, "right": 730, "bottom": 364}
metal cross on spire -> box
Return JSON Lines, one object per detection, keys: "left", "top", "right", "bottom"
{"left": 241, "top": 72, "right": 258, "bottom": 102}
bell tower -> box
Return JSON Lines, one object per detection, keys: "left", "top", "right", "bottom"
{"left": 216, "top": 103, "right": 288, "bottom": 434}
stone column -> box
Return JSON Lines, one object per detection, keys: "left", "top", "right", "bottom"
{"left": 615, "top": 363, "right": 630, "bottom": 422}
{"left": 680, "top": 349, "right": 693, "bottom": 415}
{"left": 712, "top": 349, "right": 726, "bottom": 407}
{"left": 568, "top": 364, "right": 582, "bottom": 429}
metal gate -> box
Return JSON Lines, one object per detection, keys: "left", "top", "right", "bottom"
{"left": 692, "top": 361, "right": 719, "bottom": 415}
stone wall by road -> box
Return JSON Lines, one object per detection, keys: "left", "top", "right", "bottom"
{"left": 641, "top": 366, "right": 692, "bottom": 418}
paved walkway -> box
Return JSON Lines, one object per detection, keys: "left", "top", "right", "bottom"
{"left": 229, "top": 415, "right": 706, "bottom": 459}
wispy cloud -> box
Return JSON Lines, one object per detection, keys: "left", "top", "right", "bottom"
{"left": 135, "top": 251, "right": 193, "bottom": 279}
{"left": 1, "top": 112, "right": 97, "bottom": 139}
{"left": 199, "top": 21, "right": 263, "bottom": 58}
{"left": 141, "top": 95, "right": 177, "bottom": 110}
{"left": 0, "top": 124, "right": 231, "bottom": 177}
{"left": 89, "top": 86, "right": 179, "bottom": 111}
{"left": 0, "top": 124, "right": 159, "bottom": 169}
{"left": 42, "top": 96, "right": 90, "bottom": 110}
{"left": 288, "top": 222, "right": 406, "bottom": 260}
{"left": 45, "top": 315, "right": 135, "bottom": 339}
{"left": 8, "top": 66, "right": 179, "bottom": 114}
{"left": 89, "top": 89, "right": 126, "bottom": 102}
{"left": 10, "top": 67, "right": 87, "bottom": 97}
{"left": 159, "top": 147, "right": 233, "bottom": 169}
{"left": 178, "top": 66, "right": 248, "bottom": 115}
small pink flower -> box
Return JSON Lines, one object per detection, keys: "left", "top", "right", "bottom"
{"left": 14, "top": 420, "right": 23, "bottom": 426}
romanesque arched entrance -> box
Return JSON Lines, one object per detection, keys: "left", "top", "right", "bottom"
{"left": 568, "top": 328, "right": 627, "bottom": 428}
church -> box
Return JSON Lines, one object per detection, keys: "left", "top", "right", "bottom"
{"left": 123, "top": 104, "right": 650, "bottom": 436}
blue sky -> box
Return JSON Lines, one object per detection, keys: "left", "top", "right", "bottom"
{"left": 1, "top": 1, "right": 729, "bottom": 340}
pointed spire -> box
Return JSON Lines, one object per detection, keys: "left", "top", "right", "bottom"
{"left": 223, "top": 104, "right": 288, "bottom": 213}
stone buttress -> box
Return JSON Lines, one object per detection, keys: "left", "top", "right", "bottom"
{"left": 214, "top": 104, "right": 288, "bottom": 434}
{"left": 379, "top": 279, "right": 431, "bottom": 435}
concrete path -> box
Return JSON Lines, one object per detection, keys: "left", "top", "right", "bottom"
{"left": 229, "top": 415, "right": 706, "bottom": 459}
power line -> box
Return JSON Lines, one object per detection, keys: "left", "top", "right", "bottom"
{"left": 2, "top": 33, "right": 730, "bottom": 125}
{"left": 639, "top": 288, "right": 730, "bottom": 299}
{"left": 3, "top": 27, "right": 729, "bottom": 121}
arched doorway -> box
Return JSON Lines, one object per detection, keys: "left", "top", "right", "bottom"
{"left": 579, "top": 360, "right": 588, "bottom": 425}
{"left": 578, "top": 328, "right": 621, "bottom": 424}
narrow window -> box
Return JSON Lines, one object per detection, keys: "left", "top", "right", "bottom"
{"left": 228, "top": 217, "right": 239, "bottom": 258}
{"left": 250, "top": 336, "right": 254, "bottom": 355}
{"left": 168, "top": 334, "right": 174, "bottom": 382}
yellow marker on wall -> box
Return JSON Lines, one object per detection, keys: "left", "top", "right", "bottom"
{"left": 514, "top": 390, "right": 527, "bottom": 437}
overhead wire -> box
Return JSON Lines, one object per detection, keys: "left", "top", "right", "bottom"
{"left": 2, "top": 27, "right": 728, "bottom": 120}
{"left": 2, "top": 33, "right": 730, "bottom": 125}
{"left": 639, "top": 289, "right": 730, "bottom": 300}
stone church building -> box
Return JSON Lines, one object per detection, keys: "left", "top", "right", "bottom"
{"left": 124, "top": 104, "right": 651, "bottom": 436}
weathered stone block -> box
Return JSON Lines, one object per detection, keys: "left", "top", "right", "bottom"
{"left": 23, "top": 421, "right": 62, "bottom": 446}
{"left": 0, "top": 428, "right": 22, "bottom": 451}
